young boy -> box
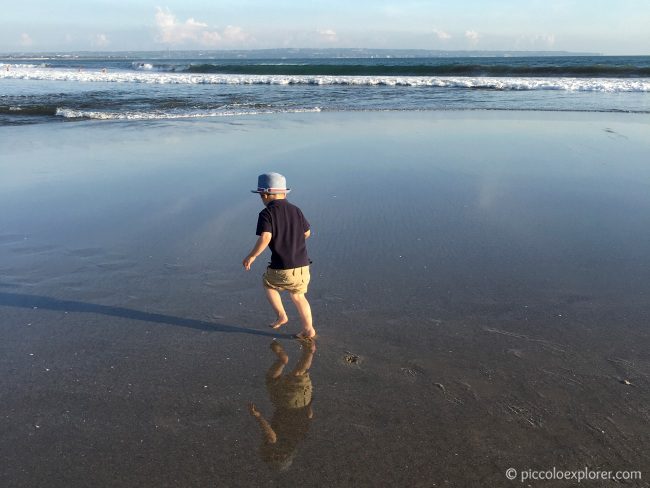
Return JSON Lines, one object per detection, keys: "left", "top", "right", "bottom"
{"left": 243, "top": 173, "right": 316, "bottom": 340}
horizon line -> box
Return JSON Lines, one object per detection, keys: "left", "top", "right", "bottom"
{"left": 1, "top": 47, "right": 626, "bottom": 57}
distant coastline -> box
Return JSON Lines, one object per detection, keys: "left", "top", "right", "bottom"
{"left": 1, "top": 48, "right": 604, "bottom": 59}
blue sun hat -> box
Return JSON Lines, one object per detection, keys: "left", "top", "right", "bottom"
{"left": 251, "top": 172, "right": 291, "bottom": 194}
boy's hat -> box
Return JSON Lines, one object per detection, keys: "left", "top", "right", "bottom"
{"left": 251, "top": 172, "right": 291, "bottom": 194}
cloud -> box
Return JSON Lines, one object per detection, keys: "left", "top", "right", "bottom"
{"left": 433, "top": 29, "right": 451, "bottom": 41}
{"left": 318, "top": 29, "right": 338, "bottom": 43}
{"left": 465, "top": 30, "right": 480, "bottom": 46}
{"left": 155, "top": 7, "right": 218, "bottom": 45}
{"left": 200, "top": 31, "right": 222, "bottom": 45}
{"left": 515, "top": 33, "right": 556, "bottom": 49}
{"left": 154, "top": 7, "right": 250, "bottom": 47}
{"left": 20, "top": 33, "right": 33, "bottom": 47}
{"left": 534, "top": 33, "right": 556, "bottom": 47}
{"left": 93, "top": 33, "right": 110, "bottom": 48}
{"left": 222, "top": 25, "right": 251, "bottom": 43}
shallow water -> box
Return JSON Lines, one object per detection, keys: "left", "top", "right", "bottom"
{"left": 1, "top": 111, "right": 649, "bottom": 486}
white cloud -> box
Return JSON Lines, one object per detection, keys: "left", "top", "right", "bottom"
{"left": 155, "top": 7, "right": 218, "bottom": 45}
{"left": 93, "top": 33, "right": 110, "bottom": 48}
{"left": 222, "top": 25, "right": 251, "bottom": 43}
{"left": 515, "top": 33, "right": 556, "bottom": 49}
{"left": 200, "top": 31, "right": 222, "bottom": 45}
{"left": 154, "top": 7, "right": 250, "bottom": 47}
{"left": 433, "top": 29, "right": 451, "bottom": 41}
{"left": 318, "top": 29, "right": 338, "bottom": 43}
{"left": 535, "top": 33, "right": 556, "bottom": 47}
{"left": 465, "top": 30, "right": 480, "bottom": 46}
{"left": 20, "top": 33, "right": 33, "bottom": 47}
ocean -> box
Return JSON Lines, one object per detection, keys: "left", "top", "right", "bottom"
{"left": 1, "top": 53, "right": 650, "bottom": 125}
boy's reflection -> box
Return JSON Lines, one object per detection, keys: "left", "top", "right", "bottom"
{"left": 248, "top": 339, "right": 315, "bottom": 471}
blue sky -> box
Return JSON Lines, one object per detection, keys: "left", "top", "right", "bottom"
{"left": 2, "top": 1, "right": 649, "bottom": 54}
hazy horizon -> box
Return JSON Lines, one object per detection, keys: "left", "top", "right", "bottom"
{"left": 2, "top": 2, "right": 649, "bottom": 56}
{"left": 1, "top": 47, "right": 617, "bottom": 58}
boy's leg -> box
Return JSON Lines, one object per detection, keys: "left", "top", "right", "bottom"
{"left": 291, "top": 340, "right": 316, "bottom": 375}
{"left": 289, "top": 293, "right": 316, "bottom": 338}
{"left": 267, "top": 341, "right": 289, "bottom": 379}
{"left": 264, "top": 287, "right": 289, "bottom": 328}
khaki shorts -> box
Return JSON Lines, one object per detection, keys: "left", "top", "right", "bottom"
{"left": 263, "top": 265, "right": 310, "bottom": 294}
{"left": 266, "top": 374, "right": 313, "bottom": 409}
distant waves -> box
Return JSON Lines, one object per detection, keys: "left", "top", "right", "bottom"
{"left": 2, "top": 65, "right": 650, "bottom": 92}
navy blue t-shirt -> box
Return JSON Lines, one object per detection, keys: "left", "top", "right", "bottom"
{"left": 256, "top": 199, "right": 311, "bottom": 269}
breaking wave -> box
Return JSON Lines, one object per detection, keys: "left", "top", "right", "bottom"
{"left": 2, "top": 65, "right": 649, "bottom": 92}
{"left": 54, "top": 107, "right": 321, "bottom": 120}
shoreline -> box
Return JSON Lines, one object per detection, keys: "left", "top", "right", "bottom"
{"left": 3, "top": 105, "right": 650, "bottom": 127}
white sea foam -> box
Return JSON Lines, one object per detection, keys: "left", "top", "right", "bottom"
{"left": 54, "top": 107, "right": 321, "bottom": 120}
{"left": 1, "top": 63, "right": 41, "bottom": 69}
{"left": 2, "top": 65, "right": 650, "bottom": 92}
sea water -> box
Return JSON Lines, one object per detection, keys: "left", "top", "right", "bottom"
{"left": 1, "top": 53, "right": 650, "bottom": 125}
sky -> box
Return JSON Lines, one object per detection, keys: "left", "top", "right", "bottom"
{"left": 1, "top": 0, "right": 649, "bottom": 54}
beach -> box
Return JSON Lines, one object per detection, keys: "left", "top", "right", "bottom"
{"left": 1, "top": 110, "right": 649, "bottom": 487}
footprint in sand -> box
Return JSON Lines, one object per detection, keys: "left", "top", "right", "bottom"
{"left": 342, "top": 352, "right": 362, "bottom": 366}
{"left": 507, "top": 348, "right": 525, "bottom": 359}
{"left": 400, "top": 365, "right": 425, "bottom": 380}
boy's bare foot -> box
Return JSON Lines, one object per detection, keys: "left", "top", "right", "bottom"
{"left": 269, "top": 315, "right": 288, "bottom": 329}
{"left": 270, "top": 340, "right": 289, "bottom": 363}
{"left": 293, "top": 330, "right": 317, "bottom": 340}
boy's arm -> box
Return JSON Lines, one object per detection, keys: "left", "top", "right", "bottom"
{"left": 243, "top": 232, "right": 272, "bottom": 270}
{"left": 304, "top": 229, "right": 311, "bottom": 239}
{"left": 248, "top": 403, "right": 277, "bottom": 443}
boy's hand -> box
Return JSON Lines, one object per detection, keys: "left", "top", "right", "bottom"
{"left": 243, "top": 233, "right": 271, "bottom": 271}
{"left": 242, "top": 254, "right": 256, "bottom": 270}
{"left": 242, "top": 232, "right": 272, "bottom": 271}
{"left": 248, "top": 402, "right": 261, "bottom": 417}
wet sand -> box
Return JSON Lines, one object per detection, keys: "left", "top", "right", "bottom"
{"left": 1, "top": 111, "right": 649, "bottom": 487}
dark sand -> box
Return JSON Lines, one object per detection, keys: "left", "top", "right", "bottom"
{"left": 1, "top": 111, "right": 649, "bottom": 487}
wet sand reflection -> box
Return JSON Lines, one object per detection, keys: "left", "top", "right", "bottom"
{"left": 248, "top": 340, "right": 315, "bottom": 472}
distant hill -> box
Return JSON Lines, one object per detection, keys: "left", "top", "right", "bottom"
{"left": 3, "top": 48, "right": 603, "bottom": 59}
{"left": 190, "top": 48, "right": 603, "bottom": 58}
